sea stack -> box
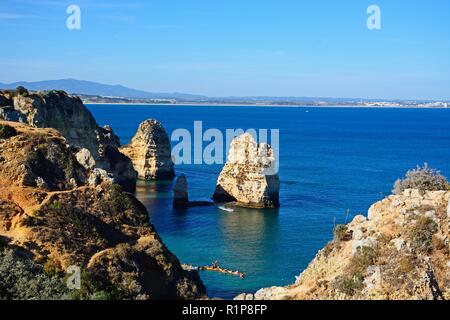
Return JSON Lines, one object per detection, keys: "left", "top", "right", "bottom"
{"left": 120, "top": 119, "right": 175, "bottom": 180}
{"left": 213, "top": 133, "right": 280, "bottom": 208}
{"left": 173, "top": 174, "right": 189, "bottom": 208}
{"left": 173, "top": 174, "right": 213, "bottom": 209}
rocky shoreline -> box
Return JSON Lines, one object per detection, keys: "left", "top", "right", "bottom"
{"left": 0, "top": 87, "right": 280, "bottom": 300}
{"left": 236, "top": 188, "right": 449, "bottom": 300}
{"left": 0, "top": 87, "right": 137, "bottom": 192}
{"left": 0, "top": 88, "right": 208, "bottom": 299}
{"left": 0, "top": 120, "right": 205, "bottom": 299}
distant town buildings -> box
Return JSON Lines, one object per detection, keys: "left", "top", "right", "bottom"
{"left": 364, "top": 101, "right": 450, "bottom": 108}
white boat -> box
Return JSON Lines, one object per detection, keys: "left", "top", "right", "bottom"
{"left": 219, "top": 206, "right": 234, "bottom": 212}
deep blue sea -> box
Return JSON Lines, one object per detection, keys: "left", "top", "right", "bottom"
{"left": 87, "top": 105, "right": 450, "bottom": 299}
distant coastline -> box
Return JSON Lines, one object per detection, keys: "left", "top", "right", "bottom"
{"left": 2, "top": 79, "right": 448, "bottom": 109}
{"left": 84, "top": 101, "right": 450, "bottom": 109}
{"left": 80, "top": 93, "right": 450, "bottom": 109}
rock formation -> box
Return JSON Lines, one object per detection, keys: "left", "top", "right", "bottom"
{"left": 213, "top": 133, "right": 279, "bottom": 208}
{"left": 173, "top": 174, "right": 189, "bottom": 208}
{"left": 0, "top": 121, "right": 206, "bottom": 300}
{"left": 236, "top": 189, "right": 450, "bottom": 300}
{"left": 172, "top": 174, "right": 213, "bottom": 209}
{"left": 0, "top": 88, "right": 137, "bottom": 192}
{"left": 120, "top": 119, "right": 175, "bottom": 181}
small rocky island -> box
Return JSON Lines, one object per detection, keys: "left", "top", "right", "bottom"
{"left": 213, "top": 133, "right": 280, "bottom": 208}
{"left": 120, "top": 119, "right": 175, "bottom": 181}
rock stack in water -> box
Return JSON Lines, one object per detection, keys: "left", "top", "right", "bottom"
{"left": 173, "top": 174, "right": 189, "bottom": 208}
{"left": 0, "top": 88, "right": 137, "bottom": 192}
{"left": 213, "top": 133, "right": 280, "bottom": 208}
{"left": 120, "top": 119, "right": 175, "bottom": 180}
{"left": 173, "top": 174, "right": 213, "bottom": 209}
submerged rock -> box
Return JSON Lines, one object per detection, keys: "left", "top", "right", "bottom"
{"left": 120, "top": 119, "right": 175, "bottom": 181}
{"left": 0, "top": 88, "right": 137, "bottom": 192}
{"left": 212, "top": 133, "right": 280, "bottom": 208}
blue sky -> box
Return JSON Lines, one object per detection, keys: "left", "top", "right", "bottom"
{"left": 0, "top": 0, "right": 449, "bottom": 99}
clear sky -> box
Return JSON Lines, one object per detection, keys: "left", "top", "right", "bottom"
{"left": 1, "top": 0, "right": 449, "bottom": 100}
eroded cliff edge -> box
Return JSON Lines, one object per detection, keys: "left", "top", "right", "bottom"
{"left": 0, "top": 88, "right": 137, "bottom": 192}
{"left": 0, "top": 121, "right": 205, "bottom": 299}
{"left": 236, "top": 189, "right": 449, "bottom": 300}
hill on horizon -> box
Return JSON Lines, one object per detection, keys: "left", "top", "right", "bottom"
{"left": 0, "top": 79, "right": 441, "bottom": 103}
{"left": 0, "top": 79, "right": 205, "bottom": 100}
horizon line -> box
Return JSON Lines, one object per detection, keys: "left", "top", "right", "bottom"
{"left": 1, "top": 78, "right": 449, "bottom": 103}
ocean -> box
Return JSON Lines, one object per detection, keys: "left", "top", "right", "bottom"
{"left": 87, "top": 104, "right": 450, "bottom": 299}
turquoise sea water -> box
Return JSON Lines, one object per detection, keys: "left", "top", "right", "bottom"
{"left": 87, "top": 105, "right": 450, "bottom": 299}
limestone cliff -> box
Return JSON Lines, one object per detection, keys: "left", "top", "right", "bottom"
{"left": 0, "top": 88, "right": 137, "bottom": 192}
{"left": 236, "top": 189, "right": 449, "bottom": 300}
{"left": 0, "top": 121, "right": 205, "bottom": 300}
{"left": 213, "top": 133, "right": 279, "bottom": 208}
{"left": 120, "top": 119, "right": 175, "bottom": 180}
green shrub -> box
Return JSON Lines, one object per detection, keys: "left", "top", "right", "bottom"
{"left": 69, "top": 269, "right": 125, "bottom": 300}
{"left": 333, "top": 245, "right": 379, "bottom": 296}
{"left": 349, "top": 246, "right": 379, "bottom": 275}
{"left": 0, "top": 236, "right": 10, "bottom": 251}
{"left": 398, "top": 256, "right": 414, "bottom": 274}
{"left": 48, "top": 201, "right": 63, "bottom": 211}
{"left": 0, "top": 248, "right": 68, "bottom": 300}
{"left": 103, "top": 184, "right": 133, "bottom": 214}
{"left": 43, "top": 258, "right": 63, "bottom": 277}
{"left": 333, "top": 224, "right": 352, "bottom": 242}
{"left": 322, "top": 242, "right": 335, "bottom": 258}
{"left": 408, "top": 216, "right": 438, "bottom": 253}
{"left": 27, "top": 200, "right": 105, "bottom": 248}
{"left": 393, "top": 163, "right": 448, "bottom": 194}
{"left": 333, "top": 273, "right": 365, "bottom": 296}
{"left": 0, "top": 124, "right": 17, "bottom": 139}
{"left": 99, "top": 184, "right": 147, "bottom": 225}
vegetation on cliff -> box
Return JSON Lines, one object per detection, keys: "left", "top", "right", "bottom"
{"left": 0, "top": 236, "right": 68, "bottom": 300}
{"left": 0, "top": 87, "right": 137, "bottom": 192}
{"left": 393, "top": 163, "right": 449, "bottom": 194}
{"left": 236, "top": 166, "right": 449, "bottom": 300}
{"left": 0, "top": 121, "right": 206, "bottom": 300}
{"left": 0, "top": 124, "right": 17, "bottom": 139}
